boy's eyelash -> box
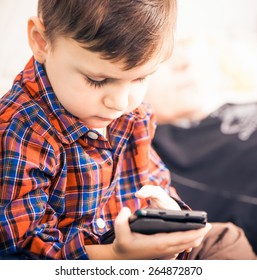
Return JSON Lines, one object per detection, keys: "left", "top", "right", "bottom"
{"left": 85, "top": 76, "right": 146, "bottom": 88}
{"left": 136, "top": 77, "right": 146, "bottom": 83}
{"left": 85, "top": 77, "right": 108, "bottom": 88}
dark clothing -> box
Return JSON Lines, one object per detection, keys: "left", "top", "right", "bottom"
{"left": 153, "top": 103, "right": 257, "bottom": 253}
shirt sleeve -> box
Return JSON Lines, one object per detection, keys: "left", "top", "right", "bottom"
{"left": 0, "top": 119, "right": 90, "bottom": 259}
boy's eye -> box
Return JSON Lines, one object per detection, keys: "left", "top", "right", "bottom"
{"left": 85, "top": 75, "right": 147, "bottom": 88}
{"left": 135, "top": 77, "right": 146, "bottom": 83}
{"left": 85, "top": 76, "right": 108, "bottom": 88}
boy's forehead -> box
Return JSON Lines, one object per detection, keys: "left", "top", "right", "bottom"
{"left": 57, "top": 37, "right": 164, "bottom": 79}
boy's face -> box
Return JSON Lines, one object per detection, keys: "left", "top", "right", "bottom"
{"left": 42, "top": 37, "right": 161, "bottom": 129}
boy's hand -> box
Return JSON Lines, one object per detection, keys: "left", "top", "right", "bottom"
{"left": 110, "top": 207, "right": 212, "bottom": 260}
{"left": 86, "top": 207, "right": 211, "bottom": 260}
{"left": 86, "top": 185, "right": 210, "bottom": 260}
{"left": 135, "top": 185, "right": 181, "bottom": 210}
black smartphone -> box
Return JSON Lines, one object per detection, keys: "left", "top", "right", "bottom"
{"left": 129, "top": 208, "right": 207, "bottom": 234}
{"left": 100, "top": 208, "right": 207, "bottom": 244}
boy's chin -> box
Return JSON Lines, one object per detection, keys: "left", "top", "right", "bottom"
{"left": 81, "top": 117, "right": 115, "bottom": 129}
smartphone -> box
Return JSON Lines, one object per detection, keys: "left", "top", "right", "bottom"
{"left": 100, "top": 208, "right": 207, "bottom": 244}
{"left": 129, "top": 208, "right": 207, "bottom": 234}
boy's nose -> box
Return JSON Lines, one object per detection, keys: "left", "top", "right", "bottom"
{"left": 103, "top": 86, "right": 130, "bottom": 112}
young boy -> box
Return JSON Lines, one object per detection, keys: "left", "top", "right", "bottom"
{"left": 0, "top": 0, "right": 254, "bottom": 260}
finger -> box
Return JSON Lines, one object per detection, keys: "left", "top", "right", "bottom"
{"left": 174, "top": 223, "right": 212, "bottom": 245}
{"left": 135, "top": 185, "right": 166, "bottom": 199}
{"left": 114, "top": 207, "right": 132, "bottom": 243}
{"left": 154, "top": 232, "right": 205, "bottom": 258}
{"left": 136, "top": 185, "right": 180, "bottom": 210}
{"left": 156, "top": 223, "right": 212, "bottom": 248}
{"left": 185, "top": 248, "right": 192, "bottom": 253}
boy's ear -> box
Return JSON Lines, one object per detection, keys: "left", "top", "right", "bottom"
{"left": 27, "top": 17, "right": 49, "bottom": 63}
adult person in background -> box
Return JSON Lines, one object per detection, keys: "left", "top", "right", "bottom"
{"left": 145, "top": 34, "right": 257, "bottom": 254}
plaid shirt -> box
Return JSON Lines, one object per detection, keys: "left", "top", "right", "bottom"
{"left": 0, "top": 58, "right": 187, "bottom": 259}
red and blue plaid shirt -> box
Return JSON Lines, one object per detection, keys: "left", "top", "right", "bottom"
{"left": 0, "top": 58, "right": 187, "bottom": 259}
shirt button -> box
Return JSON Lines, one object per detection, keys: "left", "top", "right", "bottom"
{"left": 87, "top": 131, "right": 98, "bottom": 140}
{"left": 96, "top": 218, "right": 106, "bottom": 229}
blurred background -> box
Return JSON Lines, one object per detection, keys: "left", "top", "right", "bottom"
{"left": 0, "top": 0, "right": 37, "bottom": 96}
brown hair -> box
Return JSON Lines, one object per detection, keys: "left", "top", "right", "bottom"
{"left": 38, "top": 0, "right": 177, "bottom": 69}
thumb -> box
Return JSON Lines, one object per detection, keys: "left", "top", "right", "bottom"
{"left": 136, "top": 185, "right": 181, "bottom": 210}
{"left": 114, "top": 207, "right": 132, "bottom": 242}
